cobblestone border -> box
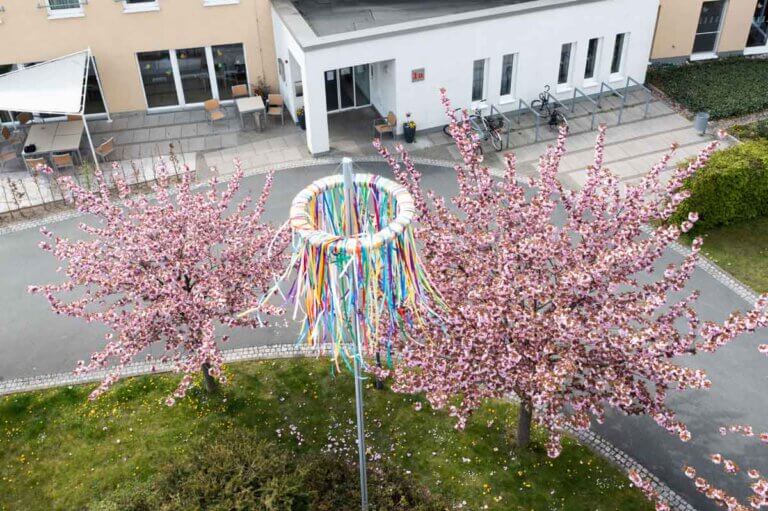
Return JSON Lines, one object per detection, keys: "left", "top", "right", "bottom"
{"left": 0, "top": 156, "right": 722, "bottom": 511}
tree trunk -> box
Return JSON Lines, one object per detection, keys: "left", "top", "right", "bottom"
{"left": 374, "top": 352, "right": 384, "bottom": 390}
{"left": 201, "top": 362, "right": 218, "bottom": 394}
{"left": 516, "top": 399, "right": 532, "bottom": 449}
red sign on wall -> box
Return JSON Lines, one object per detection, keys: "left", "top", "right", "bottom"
{"left": 411, "top": 68, "right": 425, "bottom": 82}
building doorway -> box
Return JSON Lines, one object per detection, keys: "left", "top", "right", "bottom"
{"left": 324, "top": 64, "right": 371, "bottom": 113}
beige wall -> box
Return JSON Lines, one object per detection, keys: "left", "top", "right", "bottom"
{"left": 652, "top": 0, "right": 756, "bottom": 59}
{"left": 0, "top": 0, "right": 278, "bottom": 113}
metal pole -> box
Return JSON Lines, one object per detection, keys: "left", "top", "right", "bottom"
{"left": 83, "top": 118, "right": 100, "bottom": 172}
{"left": 341, "top": 157, "right": 369, "bottom": 511}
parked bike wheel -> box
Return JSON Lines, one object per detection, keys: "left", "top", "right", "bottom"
{"left": 490, "top": 130, "right": 503, "bottom": 151}
{"left": 443, "top": 124, "right": 453, "bottom": 137}
{"left": 548, "top": 111, "right": 567, "bottom": 132}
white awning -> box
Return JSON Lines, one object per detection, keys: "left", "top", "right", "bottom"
{"left": 0, "top": 51, "right": 89, "bottom": 115}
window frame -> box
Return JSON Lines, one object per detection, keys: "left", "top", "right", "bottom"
{"left": 557, "top": 42, "right": 575, "bottom": 90}
{"left": 691, "top": 0, "right": 725, "bottom": 59}
{"left": 46, "top": 0, "right": 85, "bottom": 19}
{"left": 122, "top": 0, "right": 160, "bottom": 14}
{"left": 203, "top": 0, "right": 239, "bottom": 5}
{"left": 583, "top": 37, "right": 602, "bottom": 84}
{"left": 499, "top": 53, "right": 518, "bottom": 102}
{"left": 471, "top": 58, "right": 488, "bottom": 104}
{"left": 610, "top": 33, "right": 629, "bottom": 78}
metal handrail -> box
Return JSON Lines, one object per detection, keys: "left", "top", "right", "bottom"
{"left": 515, "top": 98, "right": 543, "bottom": 142}
{"left": 571, "top": 87, "right": 598, "bottom": 130}
{"left": 489, "top": 104, "right": 511, "bottom": 149}
{"left": 624, "top": 76, "right": 653, "bottom": 120}
{"left": 598, "top": 81, "right": 626, "bottom": 124}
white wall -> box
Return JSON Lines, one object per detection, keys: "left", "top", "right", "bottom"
{"left": 370, "top": 60, "right": 396, "bottom": 117}
{"left": 274, "top": 0, "right": 659, "bottom": 154}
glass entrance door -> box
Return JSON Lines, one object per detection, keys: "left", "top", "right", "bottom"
{"left": 693, "top": 0, "right": 726, "bottom": 54}
{"left": 324, "top": 64, "right": 371, "bottom": 113}
{"left": 175, "top": 47, "right": 212, "bottom": 105}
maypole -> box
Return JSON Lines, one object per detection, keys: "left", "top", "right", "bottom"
{"left": 259, "top": 157, "right": 441, "bottom": 510}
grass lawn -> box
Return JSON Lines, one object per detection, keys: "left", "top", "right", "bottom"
{"left": 0, "top": 359, "right": 651, "bottom": 510}
{"left": 693, "top": 215, "right": 768, "bottom": 293}
{"left": 648, "top": 58, "right": 768, "bottom": 119}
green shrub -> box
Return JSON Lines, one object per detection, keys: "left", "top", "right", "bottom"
{"left": 90, "top": 431, "right": 449, "bottom": 511}
{"left": 671, "top": 140, "right": 768, "bottom": 232}
{"left": 648, "top": 58, "right": 768, "bottom": 119}
{"left": 730, "top": 119, "right": 768, "bottom": 141}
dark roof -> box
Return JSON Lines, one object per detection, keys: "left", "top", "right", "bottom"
{"left": 290, "top": 0, "right": 540, "bottom": 36}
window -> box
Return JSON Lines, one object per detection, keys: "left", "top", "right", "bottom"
{"left": 176, "top": 47, "right": 212, "bottom": 104}
{"left": 277, "top": 58, "right": 285, "bottom": 81}
{"left": 471, "top": 59, "right": 486, "bottom": 102}
{"left": 137, "top": 50, "right": 179, "bottom": 108}
{"left": 693, "top": 1, "right": 725, "bottom": 54}
{"left": 123, "top": 0, "right": 160, "bottom": 13}
{"left": 212, "top": 43, "right": 247, "bottom": 100}
{"left": 558, "top": 43, "right": 573, "bottom": 85}
{"left": 610, "top": 33, "right": 627, "bottom": 74}
{"left": 584, "top": 38, "right": 601, "bottom": 80}
{"left": 747, "top": 1, "right": 768, "bottom": 48}
{"left": 499, "top": 53, "right": 517, "bottom": 97}
{"left": 324, "top": 66, "right": 371, "bottom": 112}
{"left": 0, "top": 64, "right": 17, "bottom": 123}
{"left": 47, "top": 0, "right": 84, "bottom": 18}
{"left": 84, "top": 60, "right": 106, "bottom": 114}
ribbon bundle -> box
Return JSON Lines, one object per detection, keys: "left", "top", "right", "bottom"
{"left": 266, "top": 172, "right": 441, "bottom": 371}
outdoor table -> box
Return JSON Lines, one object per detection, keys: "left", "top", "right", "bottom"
{"left": 22, "top": 120, "right": 84, "bottom": 165}
{"left": 236, "top": 96, "right": 266, "bottom": 131}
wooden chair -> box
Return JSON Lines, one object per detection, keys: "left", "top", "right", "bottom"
{"left": 16, "top": 112, "right": 33, "bottom": 132}
{"left": 52, "top": 153, "right": 75, "bottom": 172}
{"left": 24, "top": 157, "right": 47, "bottom": 173}
{"left": 1, "top": 150, "right": 18, "bottom": 171}
{"left": 67, "top": 114, "right": 81, "bottom": 121}
{"left": 204, "top": 99, "right": 227, "bottom": 125}
{"left": 2, "top": 126, "right": 25, "bottom": 149}
{"left": 231, "top": 84, "right": 249, "bottom": 98}
{"left": 95, "top": 137, "right": 115, "bottom": 162}
{"left": 267, "top": 94, "right": 284, "bottom": 125}
{"left": 373, "top": 112, "right": 397, "bottom": 140}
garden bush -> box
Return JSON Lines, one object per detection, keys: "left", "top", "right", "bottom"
{"left": 89, "top": 430, "right": 448, "bottom": 511}
{"left": 648, "top": 58, "right": 768, "bottom": 119}
{"left": 729, "top": 118, "right": 768, "bottom": 141}
{"left": 671, "top": 140, "right": 768, "bottom": 232}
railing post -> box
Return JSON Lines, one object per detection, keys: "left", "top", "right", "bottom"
{"left": 571, "top": 88, "right": 577, "bottom": 113}
{"left": 597, "top": 83, "right": 604, "bottom": 108}
{"left": 534, "top": 114, "right": 540, "bottom": 142}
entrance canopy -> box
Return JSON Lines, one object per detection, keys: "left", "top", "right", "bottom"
{"left": 0, "top": 49, "right": 111, "bottom": 169}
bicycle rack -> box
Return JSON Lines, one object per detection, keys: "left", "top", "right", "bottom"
{"left": 570, "top": 87, "right": 599, "bottom": 131}
{"left": 597, "top": 81, "right": 626, "bottom": 124}
{"left": 622, "top": 76, "right": 653, "bottom": 121}
{"left": 513, "top": 98, "right": 543, "bottom": 142}
{"left": 544, "top": 91, "right": 571, "bottom": 129}
{"left": 488, "top": 104, "right": 512, "bottom": 149}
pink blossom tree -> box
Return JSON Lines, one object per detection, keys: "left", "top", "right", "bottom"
{"left": 29, "top": 161, "right": 290, "bottom": 403}
{"left": 373, "top": 89, "right": 768, "bottom": 459}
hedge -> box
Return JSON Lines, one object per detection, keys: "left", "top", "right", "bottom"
{"left": 648, "top": 58, "right": 768, "bottom": 119}
{"left": 671, "top": 140, "right": 768, "bottom": 232}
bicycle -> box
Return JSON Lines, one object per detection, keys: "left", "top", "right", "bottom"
{"left": 442, "top": 105, "right": 504, "bottom": 153}
{"left": 529, "top": 85, "right": 567, "bottom": 132}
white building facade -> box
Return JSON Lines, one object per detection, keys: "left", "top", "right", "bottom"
{"left": 272, "top": 0, "right": 660, "bottom": 155}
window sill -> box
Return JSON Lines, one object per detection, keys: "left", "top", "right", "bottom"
{"left": 608, "top": 73, "right": 625, "bottom": 83}
{"left": 744, "top": 45, "right": 768, "bottom": 56}
{"left": 47, "top": 9, "right": 85, "bottom": 19}
{"left": 203, "top": 0, "right": 239, "bottom": 6}
{"left": 555, "top": 84, "right": 573, "bottom": 94}
{"left": 689, "top": 52, "right": 718, "bottom": 62}
{"left": 582, "top": 79, "right": 599, "bottom": 88}
{"left": 498, "top": 96, "right": 517, "bottom": 106}
{"left": 123, "top": 3, "right": 160, "bottom": 13}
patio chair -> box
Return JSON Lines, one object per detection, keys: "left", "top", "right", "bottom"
{"left": 94, "top": 137, "right": 115, "bottom": 162}
{"left": 267, "top": 94, "right": 285, "bottom": 125}
{"left": 24, "top": 157, "right": 47, "bottom": 174}
{"left": 2, "top": 126, "right": 25, "bottom": 150}
{"left": 0, "top": 150, "right": 18, "bottom": 171}
{"left": 67, "top": 114, "right": 81, "bottom": 121}
{"left": 52, "top": 153, "right": 76, "bottom": 172}
{"left": 16, "top": 112, "right": 33, "bottom": 132}
{"left": 231, "top": 84, "right": 249, "bottom": 98}
{"left": 373, "top": 112, "right": 397, "bottom": 140}
{"left": 204, "top": 99, "right": 227, "bottom": 125}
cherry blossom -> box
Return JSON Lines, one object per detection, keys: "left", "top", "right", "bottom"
{"left": 373, "top": 89, "right": 768, "bottom": 459}
{"left": 29, "top": 160, "right": 290, "bottom": 402}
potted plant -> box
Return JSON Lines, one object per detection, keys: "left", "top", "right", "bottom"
{"left": 253, "top": 77, "right": 270, "bottom": 103}
{"left": 403, "top": 112, "right": 416, "bottom": 143}
{"left": 296, "top": 107, "right": 306, "bottom": 130}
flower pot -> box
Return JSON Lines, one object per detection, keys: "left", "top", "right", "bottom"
{"left": 403, "top": 124, "right": 416, "bottom": 143}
